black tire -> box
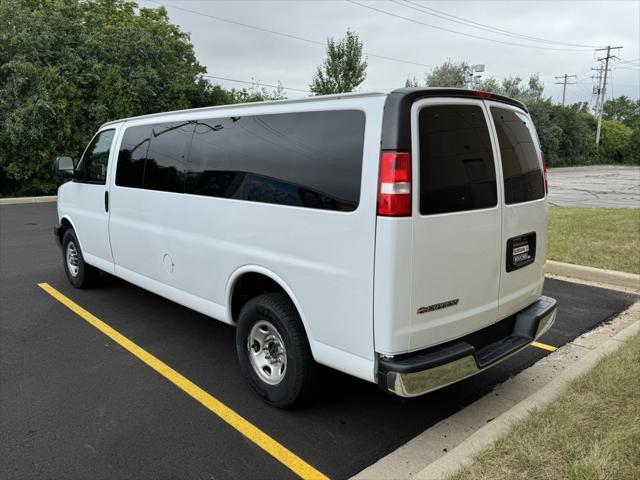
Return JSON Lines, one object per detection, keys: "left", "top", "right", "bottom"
{"left": 61, "top": 229, "right": 99, "bottom": 288}
{"left": 236, "top": 293, "right": 315, "bottom": 408}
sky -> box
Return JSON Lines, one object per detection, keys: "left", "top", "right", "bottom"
{"left": 139, "top": 0, "right": 640, "bottom": 105}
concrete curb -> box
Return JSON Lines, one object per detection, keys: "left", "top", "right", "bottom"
{"left": 545, "top": 260, "right": 640, "bottom": 290}
{"left": 413, "top": 310, "right": 640, "bottom": 480}
{"left": 0, "top": 195, "right": 57, "bottom": 205}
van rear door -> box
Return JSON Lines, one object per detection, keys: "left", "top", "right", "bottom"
{"left": 487, "top": 102, "right": 547, "bottom": 318}
{"left": 407, "top": 98, "right": 502, "bottom": 351}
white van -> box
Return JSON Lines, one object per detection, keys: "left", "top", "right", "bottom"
{"left": 54, "top": 88, "right": 557, "bottom": 407}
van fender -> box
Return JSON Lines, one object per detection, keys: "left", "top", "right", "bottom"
{"left": 58, "top": 214, "right": 83, "bottom": 250}
{"left": 225, "top": 265, "right": 317, "bottom": 354}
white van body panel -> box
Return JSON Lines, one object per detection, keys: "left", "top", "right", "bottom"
{"left": 372, "top": 217, "right": 413, "bottom": 354}
{"left": 498, "top": 200, "right": 547, "bottom": 317}
{"left": 372, "top": 97, "right": 547, "bottom": 355}
{"left": 56, "top": 90, "right": 553, "bottom": 393}
{"left": 115, "top": 263, "right": 229, "bottom": 321}
{"left": 408, "top": 98, "right": 502, "bottom": 352}
{"left": 485, "top": 100, "right": 547, "bottom": 319}
{"left": 105, "top": 96, "right": 386, "bottom": 382}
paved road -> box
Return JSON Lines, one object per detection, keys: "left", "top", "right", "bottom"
{"left": 1, "top": 203, "right": 637, "bottom": 480}
{"left": 548, "top": 165, "right": 640, "bottom": 208}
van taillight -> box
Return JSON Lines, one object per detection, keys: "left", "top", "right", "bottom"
{"left": 541, "top": 151, "right": 548, "bottom": 194}
{"left": 472, "top": 90, "right": 492, "bottom": 99}
{"left": 378, "top": 151, "right": 411, "bottom": 216}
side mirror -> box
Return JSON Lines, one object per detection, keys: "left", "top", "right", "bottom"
{"left": 55, "top": 156, "right": 75, "bottom": 179}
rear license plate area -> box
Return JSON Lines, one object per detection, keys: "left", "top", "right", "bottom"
{"left": 507, "top": 232, "right": 536, "bottom": 272}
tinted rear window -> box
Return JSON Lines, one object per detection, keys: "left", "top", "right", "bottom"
{"left": 116, "top": 126, "right": 152, "bottom": 188}
{"left": 144, "top": 122, "right": 193, "bottom": 193}
{"left": 418, "top": 105, "right": 497, "bottom": 215}
{"left": 491, "top": 107, "right": 545, "bottom": 204}
{"left": 185, "top": 110, "right": 365, "bottom": 211}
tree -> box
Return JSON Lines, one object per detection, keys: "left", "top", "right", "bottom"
{"left": 404, "top": 76, "right": 420, "bottom": 88}
{"left": 478, "top": 74, "right": 545, "bottom": 105}
{"left": 475, "top": 77, "right": 500, "bottom": 92}
{"left": 414, "top": 59, "right": 638, "bottom": 166}
{"left": 0, "top": 0, "right": 287, "bottom": 196}
{"left": 0, "top": 0, "right": 207, "bottom": 195}
{"left": 603, "top": 96, "right": 640, "bottom": 127}
{"left": 600, "top": 120, "right": 633, "bottom": 163}
{"left": 310, "top": 30, "right": 367, "bottom": 95}
{"left": 425, "top": 60, "right": 469, "bottom": 88}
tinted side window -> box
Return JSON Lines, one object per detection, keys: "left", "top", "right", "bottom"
{"left": 418, "top": 105, "right": 497, "bottom": 215}
{"left": 144, "top": 122, "right": 193, "bottom": 193}
{"left": 491, "top": 107, "right": 545, "bottom": 204}
{"left": 116, "top": 126, "right": 152, "bottom": 188}
{"left": 77, "top": 129, "right": 115, "bottom": 183}
{"left": 185, "top": 110, "right": 365, "bottom": 211}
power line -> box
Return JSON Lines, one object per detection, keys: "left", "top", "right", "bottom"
{"left": 151, "top": 0, "right": 434, "bottom": 68}
{"left": 394, "top": 0, "right": 602, "bottom": 48}
{"left": 573, "top": 81, "right": 593, "bottom": 101}
{"left": 347, "top": 0, "right": 596, "bottom": 52}
{"left": 617, "top": 57, "right": 640, "bottom": 65}
{"left": 202, "top": 75, "right": 310, "bottom": 93}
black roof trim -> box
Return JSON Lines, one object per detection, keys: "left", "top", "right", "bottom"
{"left": 381, "top": 88, "right": 528, "bottom": 151}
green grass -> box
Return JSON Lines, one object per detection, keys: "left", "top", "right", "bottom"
{"left": 547, "top": 207, "right": 640, "bottom": 274}
{"left": 447, "top": 331, "right": 640, "bottom": 480}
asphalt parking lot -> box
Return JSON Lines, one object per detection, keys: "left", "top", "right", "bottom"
{"left": 548, "top": 165, "right": 640, "bottom": 208}
{"left": 1, "top": 202, "right": 637, "bottom": 480}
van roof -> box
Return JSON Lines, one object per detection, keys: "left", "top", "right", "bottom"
{"left": 99, "top": 91, "right": 388, "bottom": 127}
{"left": 100, "top": 88, "right": 527, "bottom": 128}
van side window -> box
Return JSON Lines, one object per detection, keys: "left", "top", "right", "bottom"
{"left": 490, "top": 108, "right": 545, "bottom": 204}
{"left": 185, "top": 110, "right": 365, "bottom": 211}
{"left": 418, "top": 105, "right": 497, "bottom": 215}
{"left": 144, "top": 122, "right": 193, "bottom": 193}
{"left": 116, "top": 126, "right": 152, "bottom": 188}
{"left": 76, "top": 129, "right": 115, "bottom": 184}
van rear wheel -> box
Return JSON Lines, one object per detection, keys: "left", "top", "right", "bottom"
{"left": 236, "top": 293, "right": 315, "bottom": 408}
{"left": 62, "top": 229, "right": 99, "bottom": 288}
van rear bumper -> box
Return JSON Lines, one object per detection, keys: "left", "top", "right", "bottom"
{"left": 377, "top": 296, "right": 557, "bottom": 397}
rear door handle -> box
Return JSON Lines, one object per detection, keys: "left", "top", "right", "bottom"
{"left": 104, "top": 191, "right": 109, "bottom": 213}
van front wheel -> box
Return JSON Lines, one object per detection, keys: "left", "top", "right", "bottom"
{"left": 236, "top": 293, "right": 315, "bottom": 408}
{"left": 62, "top": 229, "right": 99, "bottom": 288}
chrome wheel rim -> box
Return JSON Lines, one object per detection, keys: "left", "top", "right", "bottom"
{"left": 247, "top": 320, "right": 287, "bottom": 385}
{"left": 66, "top": 241, "right": 79, "bottom": 277}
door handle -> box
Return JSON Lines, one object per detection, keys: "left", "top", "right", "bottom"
{"left": 104, "top": 191, "right": 109, "bottom": 213}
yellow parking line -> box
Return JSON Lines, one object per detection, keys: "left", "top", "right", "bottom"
{"left": 531, "top": 341, "right": 557, "bottom": 352}
{"left": 38, "top": 283, "right": 329, "bottom": 480}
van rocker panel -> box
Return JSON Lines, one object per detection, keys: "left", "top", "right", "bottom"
{"left": 377, "top": 295, "right": 557, "bottom": 397}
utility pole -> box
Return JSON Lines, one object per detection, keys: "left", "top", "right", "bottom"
{"left": 554, "top": 74, "right": 577, "bottom": 105}
{"left": 465, "top": 64, "right": 485, "bottom": 89}
{"left": 594, "top": 45, "right": 622, "bottom": 145}
{"left": 591, "top": 65, "right": 605, "bottom": 114}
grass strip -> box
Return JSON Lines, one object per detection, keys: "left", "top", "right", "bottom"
{"left": 548, "top": 207, "right": 640, "bottom": 274}
{"left": 447, "top": 331, "right": 640, "bottom": 480}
